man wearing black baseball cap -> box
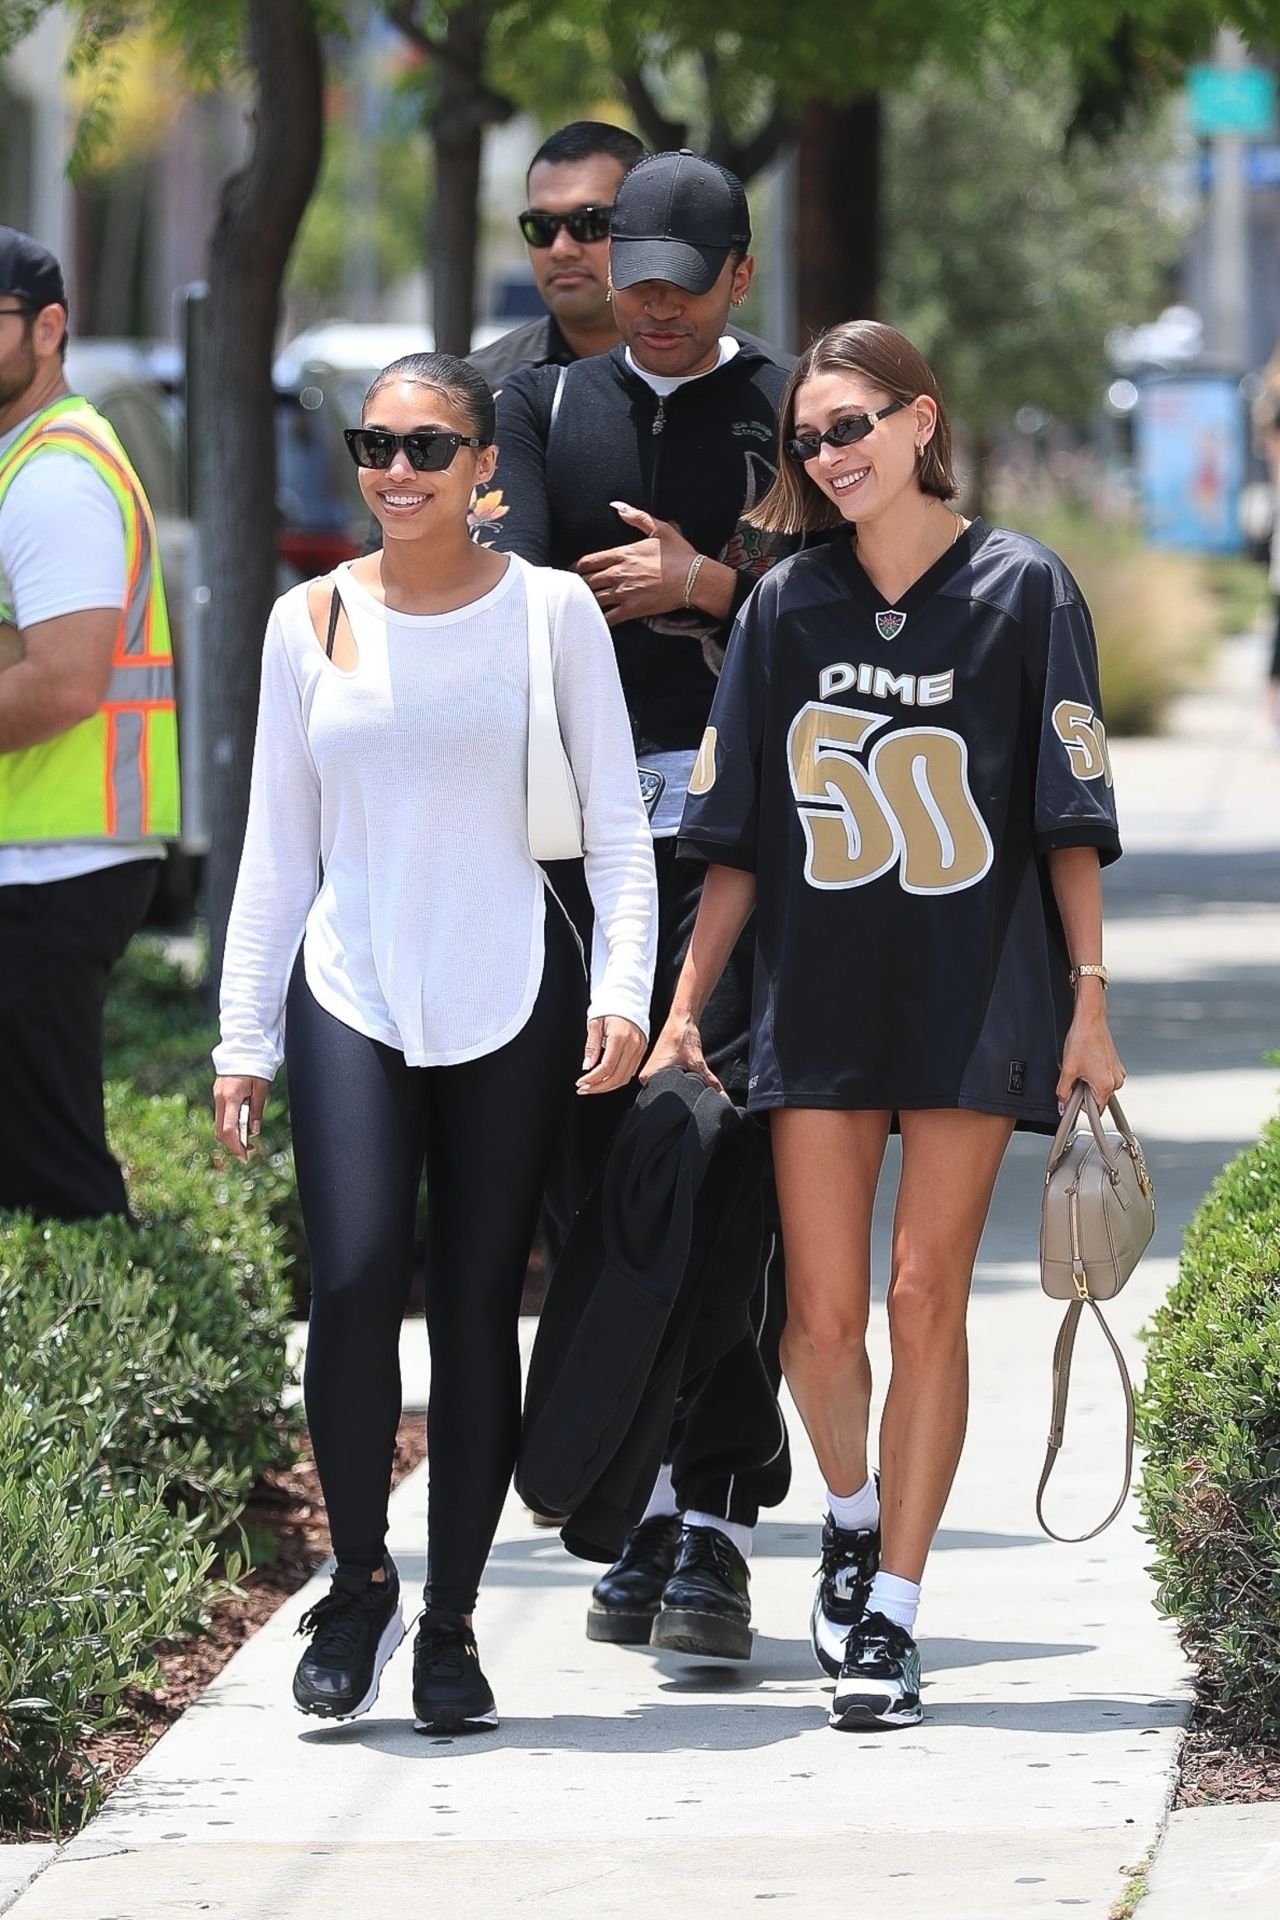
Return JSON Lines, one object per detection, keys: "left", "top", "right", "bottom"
{"left": 0, "top": 227, "right": 179, "bottom": 1223}
{"left": 489, "top": 151, "right": 796, "bottom": 1667}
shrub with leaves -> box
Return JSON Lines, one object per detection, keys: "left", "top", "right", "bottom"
{"left": 0, "top": 1398, "right": 217, "bottom": 1834}
{"left": 1138, "top": 1114, "right": 1280, "bottom": 1739}
{"left": 0, "top": 941, "right": 300, "bottom": 1834}
{"left": 103, "top": 939, "right": 308, "bottom": 1299}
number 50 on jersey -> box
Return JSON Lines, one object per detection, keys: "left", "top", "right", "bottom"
{"left": 786, "top": 702, "right": 995, "bottom": 896}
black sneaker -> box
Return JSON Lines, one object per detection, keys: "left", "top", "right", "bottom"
{"left": 830, "top": 1610, "right": 923, "bottom": 1731}
{"left": 649, "top": 1524, "right": 752, "bottom": 1661}
{"left": 292, "top": 1560, "right": 405, "bottom": 1720}
{"left": 412, "top": 1608, "right": 498, "bottom": 1734}
{"left": 586, "top": 1514, "right": 682, "bottom": 1644}
{"left": 810, "top": 1508, "right": 880, "bottom": 1679}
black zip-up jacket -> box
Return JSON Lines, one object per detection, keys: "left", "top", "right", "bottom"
{"left": 487, "top": 340, "right": 797, "bottom": 755}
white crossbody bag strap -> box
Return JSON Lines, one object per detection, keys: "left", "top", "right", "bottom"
{"left": 523, "top": 560, "right": 584, "bottom": 862}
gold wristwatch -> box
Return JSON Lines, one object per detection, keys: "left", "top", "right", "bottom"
{"left": 1068, "top": 963, "right": 1109, "bottom": 989}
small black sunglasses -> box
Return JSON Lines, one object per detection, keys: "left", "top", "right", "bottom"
{"left": 343, "top": 427, "right": 490, "bottom": 473}
{"left": 784, "top": 398, "right": 909, "bottom": 464}
{"left": 518, "top": 204, "right": 613, "bottom": 248}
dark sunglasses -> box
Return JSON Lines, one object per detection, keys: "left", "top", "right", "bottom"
{"left": 343, "top": 427, "right": 490, "bottom": 473}
{"left": 784, "top": 398, "right": 909, "bottom": 464}
{"left": 517, "top": 204, "right": 613, "bottom": 248}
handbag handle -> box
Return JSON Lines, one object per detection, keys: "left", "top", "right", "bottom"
{"left": 1035, "top": 1296, "right": 1135, "bottom": 1543}
{"left": 1046, "top": 1082, "right": 1140, "bottom": 1182}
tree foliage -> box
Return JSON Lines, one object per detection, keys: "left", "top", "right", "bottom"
{"left": 883, "top": 53, "right": 1186, "bottom": 442}
{"left": 287, "top": 77, "right": 432, "bottom": 318}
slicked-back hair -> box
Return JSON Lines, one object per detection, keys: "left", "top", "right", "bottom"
{"left": 362, "top": 352, "right": 495, "bottom": 443}
{"left": 527, "top": 121, "right": 646, "bottom": 184}
{"left": 747, "top": 321, "right": 958, "bottom": 536}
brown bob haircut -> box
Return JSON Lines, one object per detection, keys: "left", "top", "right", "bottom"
{"left": 747, "top": 320, "right": 958, "bottom": 537}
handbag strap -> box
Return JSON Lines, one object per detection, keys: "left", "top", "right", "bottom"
{"left": 1036, "top": 1296, "right": 1135, "bottom": 1543}
{"left": 523, "top": 558, "right": 559, "bottom": 741}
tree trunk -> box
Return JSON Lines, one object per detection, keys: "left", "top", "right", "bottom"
{"left": 795, "top": 96, "right": 881, "bottom": 346}
{"left": 201, "top": 0, "right": 324, "bottom": 1001}
{"left": 430, "top": 3, "right": 491, "bottom": 355}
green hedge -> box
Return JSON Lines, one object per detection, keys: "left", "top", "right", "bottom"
{"left": 1138, "top": 1114, "right": 1280, "bottom": 1739}
{"left": 0, "top": 941, "right": 300, "bottom": 1834}
{"left": 102, "top": 939, "right": 308, "bottom": 1297}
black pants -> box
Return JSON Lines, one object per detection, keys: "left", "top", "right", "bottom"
{"left": 0, "top": 858, "right": 159, "bottom": 1223}
{"left": 286, "top": 905, "right": 585, "bottom": 1613}
{"left": 541, "top": 843, "right": 791, "bottom": 1529}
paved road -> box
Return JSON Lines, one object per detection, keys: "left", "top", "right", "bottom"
{"left": 4, "top": 633, "right": 1277, "bottom": 1920}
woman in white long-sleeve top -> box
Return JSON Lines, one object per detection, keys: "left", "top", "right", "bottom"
{"left": 212, "top": 353, "right": 657, "bottom": 1737}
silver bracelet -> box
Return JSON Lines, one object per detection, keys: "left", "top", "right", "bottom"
{"left": 682, "top": 553, "right": 705, "bottom": 608}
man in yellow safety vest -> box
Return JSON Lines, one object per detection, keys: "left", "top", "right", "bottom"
{"left": 0, "top": 226, "right": 180, "bottom": 1222}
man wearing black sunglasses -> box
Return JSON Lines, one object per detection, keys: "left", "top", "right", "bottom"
{"left": 469, "top": 122, "right": 646, "bottom": 390}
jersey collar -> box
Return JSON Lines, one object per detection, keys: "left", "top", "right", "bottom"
{"left": 833, "top": 514, "right": 990, "bottom": 620}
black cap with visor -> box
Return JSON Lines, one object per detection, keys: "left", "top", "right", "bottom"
{"left": 609, "top": 150, "right": 751, "bottom": 296}
{"left": 0, "top": 227, "right": 67, "bottom": 313}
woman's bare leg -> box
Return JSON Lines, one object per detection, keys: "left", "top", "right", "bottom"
{"left": 770, "top": 1108, "right": 891, "bottom": 1496}
{"left": 877, "top": 1108, "right": 1015, "bottom": 1585}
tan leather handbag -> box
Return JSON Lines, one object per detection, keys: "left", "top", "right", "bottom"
{"left": 1037, "top": 1083, "right": 1155, "bottom": 1542}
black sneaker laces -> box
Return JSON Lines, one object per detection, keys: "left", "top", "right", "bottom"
{"left": 816, "top": 1519, "right": 877, "bottom": 1607}
{"left": 852, "top": 1610, "right": 915, "bottom": 1662}
{"left": 415, "top": 1615, "right": 473, "bottom": 1680}
{"left": 297, "top": 1581, "right": 387, "bottom": 1662}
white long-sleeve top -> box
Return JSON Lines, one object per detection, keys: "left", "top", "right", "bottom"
{"left": 214, "top": 555, "right": 657, "bottom": 1079}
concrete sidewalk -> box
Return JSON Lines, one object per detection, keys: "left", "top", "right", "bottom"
{"left": 4, "top": 633, "right": 1278, "bottom": 1920}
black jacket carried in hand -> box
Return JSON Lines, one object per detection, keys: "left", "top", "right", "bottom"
{"left": 517, "top": 1067, "right": 767, "bottom": 1562}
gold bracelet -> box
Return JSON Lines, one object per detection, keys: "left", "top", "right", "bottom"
{"left": 682, "top": 553, "right": 705, "bottom": 609}
{"left": 1069, "top": 963, "right": 1109, "bottom": 989}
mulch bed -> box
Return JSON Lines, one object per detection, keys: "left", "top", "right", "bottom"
{"left": 77, "top": 1413, "right": 428, "bottom": 1814}
{"left": 1175, "top": 1693, "right": 1280, "bottom": 1805}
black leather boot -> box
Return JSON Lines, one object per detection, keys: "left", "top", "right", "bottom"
{"left": 650, "top": 1524, "right": 752, "bottom": 1660}
{"left": 586, "top": 1513, "right": 683, "bottom": 1643}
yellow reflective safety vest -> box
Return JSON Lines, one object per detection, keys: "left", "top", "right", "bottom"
{"left": 0, "top": 394, "right": 180, "bottom": 843}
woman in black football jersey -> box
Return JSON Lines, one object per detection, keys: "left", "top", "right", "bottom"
{"left": 644, "top": 320, "right": 1125, "bottom": 1732}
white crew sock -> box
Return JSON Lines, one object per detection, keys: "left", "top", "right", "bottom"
{"left": 866, "top": 1571, "right": 920, "bottom": 1635}
{"left": 825, "top": 1474, "right": 880, "bottom": 1534}
{"left": 683, "top": 1511, "right": 753, "bottom": 1562}
{"left": 640, "top": 1463, "right": 679, "bottom": 1522}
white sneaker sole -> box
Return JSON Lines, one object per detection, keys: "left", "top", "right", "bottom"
{"left": 412, "top": 1703, "right": 499, "bottom": 1734}
{"left": 829, "top": 1686, "right": 922, "bottom": 1732}
{"left": 294, "top": 1603, "right": 406, "bottom": 1722}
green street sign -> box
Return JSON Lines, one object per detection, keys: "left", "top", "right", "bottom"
{"left": 1188, "top": 65, "right": 1277, "bottom": 139}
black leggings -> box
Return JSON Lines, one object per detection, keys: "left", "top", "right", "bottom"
{"left": 285, "top": 905, "right": 585, "bottom": 1612}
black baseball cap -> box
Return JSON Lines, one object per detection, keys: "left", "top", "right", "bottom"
{"left": 0, "top": 226, "right": 67, "bottom": 312}
{"left": 609, "top": 150, "right": 751, "bottom": 295}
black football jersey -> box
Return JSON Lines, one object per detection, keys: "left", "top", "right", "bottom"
{"left": 678, "top": 519, "right": 1122, "bottom": 1132}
